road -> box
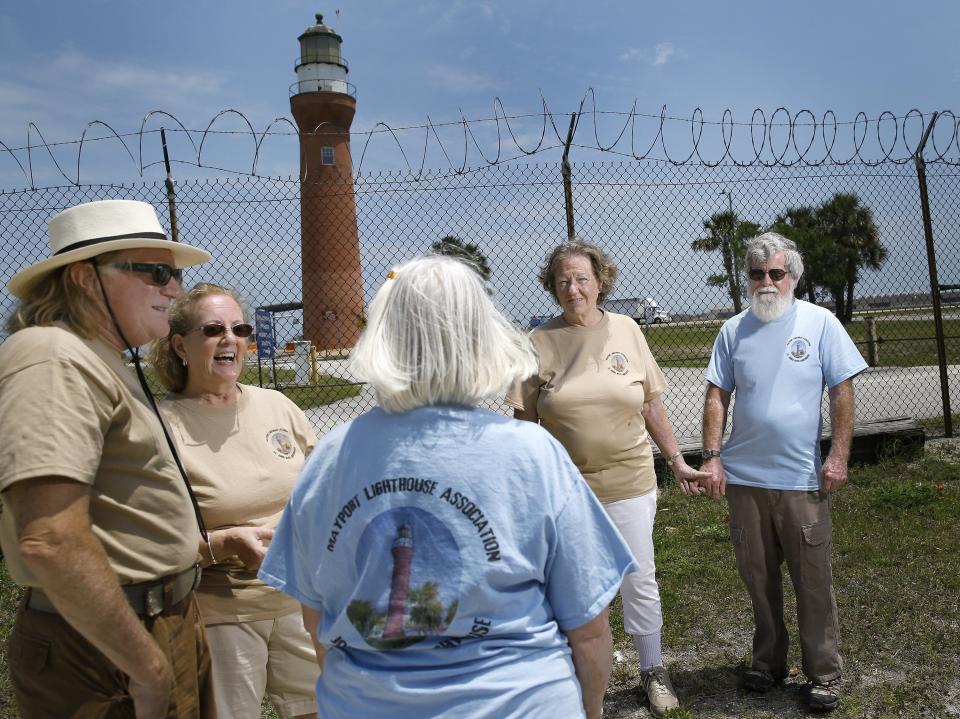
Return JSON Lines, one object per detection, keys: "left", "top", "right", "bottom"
{"left": 301, "top": 358, "right": 957, "bottom": 443}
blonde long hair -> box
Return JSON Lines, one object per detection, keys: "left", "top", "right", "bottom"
{"left": 5, "top": 254, "right": 122, "bottom": 337}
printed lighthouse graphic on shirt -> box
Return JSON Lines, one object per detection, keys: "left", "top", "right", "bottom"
{"left": 347, "top": 507, "right": 462, "bottom": 650}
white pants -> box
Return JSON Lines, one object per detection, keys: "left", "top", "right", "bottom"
{"left": 603, "top": 491, "right": 663, "bottom": 637}
{"left": 205, "top": 611, "right": 319, "bottom": 719}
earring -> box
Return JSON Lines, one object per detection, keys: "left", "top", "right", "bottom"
{"left": 182, "top": 358, "right": 187, "bottom": 367}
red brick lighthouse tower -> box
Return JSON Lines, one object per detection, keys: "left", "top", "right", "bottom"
{"left": 384, "top": 524, "right": 414, "bottom": 639}
{"left": 290, "top": 13, "right": 364, "bottom": 350}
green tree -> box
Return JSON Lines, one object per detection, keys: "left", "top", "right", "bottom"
{"left": 692, "top": 211, "right": 760, "bottom": 314}
{"left": 430, "top": 236, "right": 492, "bottom": 282}
{"left": 815, "top": 193, "right": 886, "bottom": 324}
{"left": 408, "top": 581, "right": 444, "bottom": 633}
{"left": 347, "top": 599, "right": 378, "bottom": 636}
{"left": 769, "top": 206, "right": 837, "bottom": 303}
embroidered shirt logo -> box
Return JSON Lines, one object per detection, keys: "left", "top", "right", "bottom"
{"left": 606, "top": 352, "right": 629, "bottom": 375}
{"left": 786, "top": 336, "right": 812, "bottom": 363}
{"left": 266, "top": 428, "right": 296, "bottom": 458}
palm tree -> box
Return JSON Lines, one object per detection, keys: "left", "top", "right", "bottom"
{"left": 692, "top": 211, "right": 760, "bottom": 314}
{"left": 430, "top": 236, "right": 492, "bottom": 282}
{"left": 815, "top": 193, "right": 886, "bottom": 323}
{"left": 770, "top": 206, "right": 831, "bottom": 303}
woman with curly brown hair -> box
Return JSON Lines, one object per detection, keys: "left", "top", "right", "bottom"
{"left": 507, "top": 239, "right": 709, "bottom": 718}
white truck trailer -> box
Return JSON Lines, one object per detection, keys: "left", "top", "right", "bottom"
{"left": 601, "top": 296, "right": 672, "bottom": 324}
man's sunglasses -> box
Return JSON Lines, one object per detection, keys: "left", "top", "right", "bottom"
{"left": 186, "top": 322, "right": 255, "bottom": 339}
{"left": 110, "top": 262, "right": 183, "bottom": 286}
{"left": 748, "top": 268, "right": 788, "bottom": 281}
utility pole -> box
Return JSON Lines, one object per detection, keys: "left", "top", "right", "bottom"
{"left": 562, "top": 113, "right": 577, "bottom": 240}
{"left": 914, "top": 112, "right": 952, "bottom": 437}
{"left": 160, "top": 128, "right": 179, "bottom": 243}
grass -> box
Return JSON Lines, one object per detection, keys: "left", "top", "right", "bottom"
{"left": 602, "top": 449, "right": 960, "bottom": 718}
{"left": 139, "top": 365, "right": 362, "bottom": 411}
{"left": 642, "top": 317, "right": 960, "bottom": 369}
{"left": 0, "top": 564, "right": 19, "bottom": 719}
{"left": 234, "top": 367, "right": 362, "bottom": 411}
{"left": 3, "top": 451, "right": 958, "bottom": 718}
{"left": 844, "top": 317, "right": 960, "bottom": 368}
{"left": 918, "top": 413, "right": 960, "bottom": 435}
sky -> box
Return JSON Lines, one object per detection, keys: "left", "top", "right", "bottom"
{"left": 1, "top": 0, "right": 958, "bottom": 330}
{"left": 1, "top": 0, "right": 958, "bottom": 187}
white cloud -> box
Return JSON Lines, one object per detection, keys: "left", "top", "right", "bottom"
{"left": 619, "top": 42, "right": 685, "bottom": 66}
{"left": 51, "top": 49, "right": 222, "bottom": 98}
{"left": 653, "top": 42, "right": 676, "bottom": 66}
{"left": 428, "top": 64, "right": 500, "bottom": 94}
{"left": 0, "top": 49, "right": 235, "bottom": 186}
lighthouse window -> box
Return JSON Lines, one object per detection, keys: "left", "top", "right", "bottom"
{"left": 321, "top": 147, "right": 336, "bottom": 165}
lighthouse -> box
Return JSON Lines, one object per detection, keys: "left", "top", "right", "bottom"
{"left": 290, "top": 13, "right": 365, "bottom": 352}
{"left": 383, "top": 524, "right": 415, "bottom": 639}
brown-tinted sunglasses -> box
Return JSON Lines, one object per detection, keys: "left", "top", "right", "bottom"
{"left": 185, "top": 322, "right": 254, "bottom": 338}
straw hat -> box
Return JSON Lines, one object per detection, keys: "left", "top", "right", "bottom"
{"left": 8, "top": 200, "right": 211, "bottom": 298}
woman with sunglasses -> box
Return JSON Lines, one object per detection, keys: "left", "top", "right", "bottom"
{"left": 0, "top": 200, "right": 215, "bottom": 718}
{"left": 507, "top": 239, "right": 710, "bottom": 719}
{"left": 149, "top": 283, "right": 320, "bottom": 719}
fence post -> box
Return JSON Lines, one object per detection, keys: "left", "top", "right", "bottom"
{"left": 864, "top": 316, "right": 878, "bottom": 367}
{"left": 914, "top": 111, "right": 952, "bottom": 437}
{"left": 561, "top": 113, "right": 577, "bottom": 240}
{"left": 160, "top": 128, "right": 180, "bottom": 243}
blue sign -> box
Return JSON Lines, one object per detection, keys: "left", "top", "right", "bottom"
{"left": 255, "top": 308, "right": 275, "bottom": 359}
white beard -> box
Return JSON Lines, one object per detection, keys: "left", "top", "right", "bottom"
{"left": 749, "top": 288, "right": 793, "bottom": 322}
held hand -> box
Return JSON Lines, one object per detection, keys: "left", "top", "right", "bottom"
{"left": 225, "top": 526, "right": 275, "bottom": 572}
{"left": 128, "top": 654, "right": 173, "bottom": 719}
{"left": 821, "top": 453, "right": 848, "bottom": 492}
{"left": 671, "top": 459, "right": 709, "bottom": 497}
{"left": 701, "top": 457, "right": 727, "bottom": 500}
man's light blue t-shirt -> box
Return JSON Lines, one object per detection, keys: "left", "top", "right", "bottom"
{"left": 260, "top": 404, "right": 637, "bottom": 719}
{"left": 705, "top": 300, "right": 868, "bottom": 491}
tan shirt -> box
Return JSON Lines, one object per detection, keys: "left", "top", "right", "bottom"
{"left": 160, "top": 385, "right": 316, "bottom": 624}
{"left": 0, "top": 325, "right": 201, "bottom": 586}
{"left": 506, "top": 311, "right": 668, "bottom": 503}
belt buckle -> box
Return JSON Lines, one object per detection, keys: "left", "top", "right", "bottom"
{"left": 144, "top": 583, "right": 164, "bottom": 618}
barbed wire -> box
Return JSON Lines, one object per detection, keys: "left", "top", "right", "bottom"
{"left": 1, "top": 90, "right": 958, "bottom": 189}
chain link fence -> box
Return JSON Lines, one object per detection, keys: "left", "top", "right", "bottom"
{"left": 1, "top": 159, "right": 956, "bottom": 441}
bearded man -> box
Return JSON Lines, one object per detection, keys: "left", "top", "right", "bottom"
{"left": 699, "top": 232, "right": 867, "bottom": 713}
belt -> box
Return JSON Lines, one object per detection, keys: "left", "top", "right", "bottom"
{"left": 27, "top": 564, "right": 202, "bottom": 618}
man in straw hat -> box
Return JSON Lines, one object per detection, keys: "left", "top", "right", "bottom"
{"left": 0, "top": 200, "right": 217, "bottom": 718}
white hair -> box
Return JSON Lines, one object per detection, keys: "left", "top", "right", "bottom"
{"left": 351, "top": 255, "right": 538, "bottom": 413}
{"left": 745, "top": 232, "right": 804, "bottom": 281}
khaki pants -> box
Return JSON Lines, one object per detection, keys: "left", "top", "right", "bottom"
{"left": 205, "top": 612, "right": 319, "bottom": 719}
{"left": 8, "top": 592, "right": 216, "bottom": 719}
{"left": 727, "top": 484, "right": 842, "bottom": 683}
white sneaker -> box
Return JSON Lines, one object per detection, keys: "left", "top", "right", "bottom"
{"left": 640, "top": 665, "right": 679, "bottom": 717}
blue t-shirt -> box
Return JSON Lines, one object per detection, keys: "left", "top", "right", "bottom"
{"left": 260, "top": 404, "right": 637, "bottom": 719}
{"left": 704, "top": 300, "right": 867, "bottom": 491}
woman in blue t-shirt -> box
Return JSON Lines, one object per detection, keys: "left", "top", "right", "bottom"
{"left": 260, "top": 255, "right": 637, "bottom": 719}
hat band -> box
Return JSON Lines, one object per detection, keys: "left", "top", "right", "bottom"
{"left": 53, "top": 231, "right": 168, "bottom": 256}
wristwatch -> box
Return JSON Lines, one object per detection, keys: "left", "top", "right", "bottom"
{"left": 701, "top": 449, "right": 722, "bottom": 459}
